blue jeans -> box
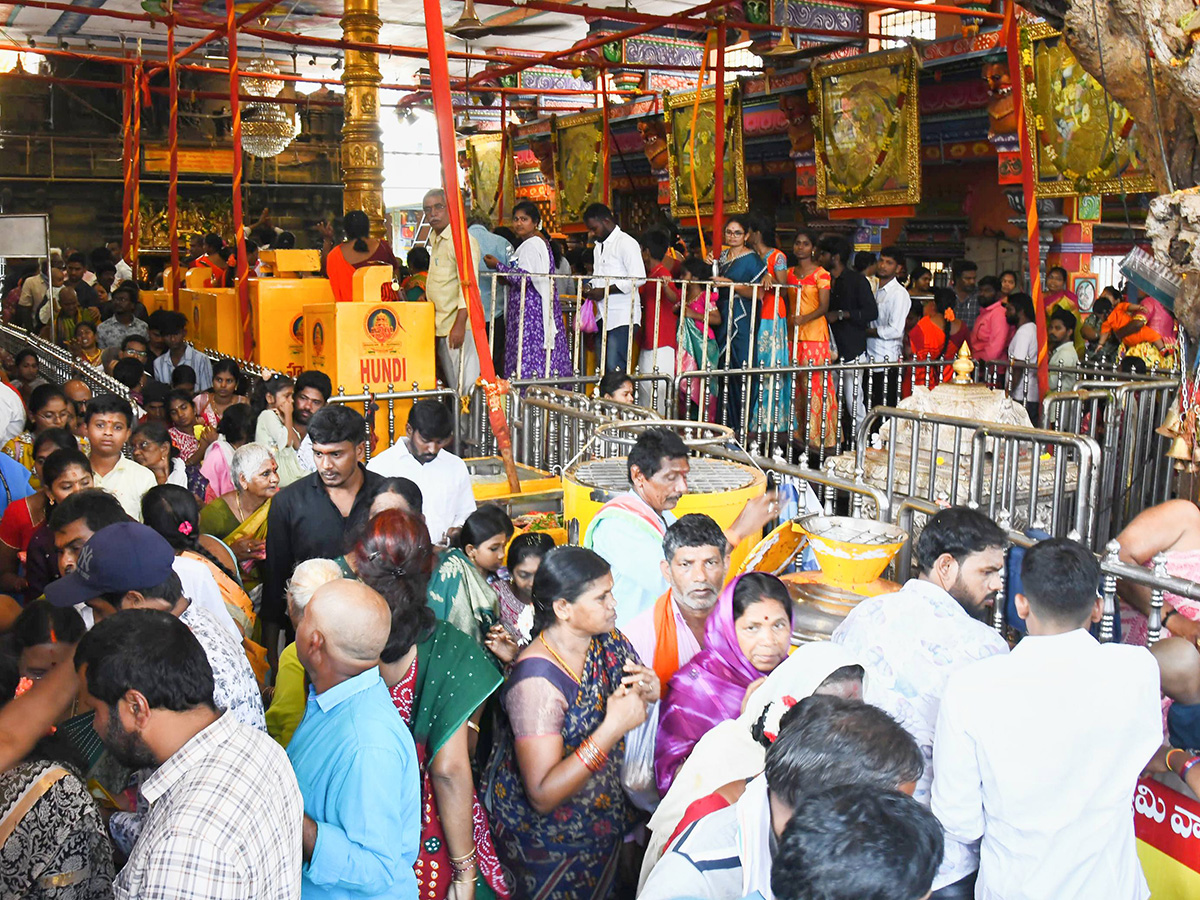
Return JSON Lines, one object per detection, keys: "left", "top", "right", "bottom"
{"left": 605, "top": 325, "right": 631, "bottom": 376}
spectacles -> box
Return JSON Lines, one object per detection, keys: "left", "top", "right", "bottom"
{"left": 124, "top": 349, "right": 147, "bottom": 359}
{"left": 725, "top": 229, "right": 744, "bottom": 236}
{"left": 130, "top": 440, "right": 161, "bottom": 452}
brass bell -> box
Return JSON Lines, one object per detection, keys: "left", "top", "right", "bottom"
{"left": 1167, "top": 436, "right": 1192, "bottom": 460}
{"left": 1157, "top": 402, "right": 1183, "bottom": 439}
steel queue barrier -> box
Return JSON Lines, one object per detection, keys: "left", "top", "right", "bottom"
{"left": 0, "top": 324, "right": 134, "bottom": 402}
{"left": 1042, "top": 376, "right": 1179, "bottom": 544}
{"left": 10, "top": 322, "right": 1199, "bottom": 630}
{"left": 849, "top": 407, "right": 1103, "bottom": 543}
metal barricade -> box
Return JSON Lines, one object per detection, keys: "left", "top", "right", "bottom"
{"left": 325, "top": 384, "right": 460, "bottom": 460}
{"left": 199, "top": 346, "right": 272, "bottom": 381}
{"left": 1042, "top": 376, "right": 1179, "bottom": 545}
{"left": 511, "top": 385, "right": 661, "bottom": 472}
{"left": 0, "top": 324, "right": 132, "bottom": 401}
{"left": 849, "top": 407, "right": 1102, "bottom": 542}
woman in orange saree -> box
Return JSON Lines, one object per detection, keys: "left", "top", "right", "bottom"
{"left": 785, "top": 230, "right": 837, "bottom": 452}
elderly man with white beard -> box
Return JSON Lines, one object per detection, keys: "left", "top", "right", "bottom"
{"left": 623, "top": 513, "right": 730, "bottom": 692}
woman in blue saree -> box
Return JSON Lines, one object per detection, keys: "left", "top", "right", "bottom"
{"left": 485, "top": 547, "right": 658, "bottom": 900}
{"left": 712, "top": 215, "right": 764, "bottom": 432}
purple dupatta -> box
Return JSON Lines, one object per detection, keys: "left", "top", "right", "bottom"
{"left": 653, "top": 574, "right": 793, "bottom": 795}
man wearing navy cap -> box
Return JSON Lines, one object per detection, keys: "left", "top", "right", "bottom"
{"left": 48, "top": 521, "right": 266, "bottom": 857}
{"left": 46, "top": 521, "right": 264, "bottom": 731}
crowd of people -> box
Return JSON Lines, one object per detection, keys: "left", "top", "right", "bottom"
{"left": 0, "top": 342, "right": 1192, "bottom": 900}
{"left": 314, "top": 199, "right": 1179, "bottom": 438}
{"left": 0, "top": 213, "right": 1193, "bottom": 900}
{"left": 3, "top": 210, "right": 1178, "bottom": 443}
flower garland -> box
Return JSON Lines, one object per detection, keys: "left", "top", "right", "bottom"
{"left": 818, "top": 78, "right": 907, "bottom": 202}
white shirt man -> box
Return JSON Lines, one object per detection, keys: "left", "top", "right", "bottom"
{"left": 91, "top": 455, "right": 158, "bottom": 521}
{"left": 932, "top": 539, "right": 1161, "bottom": 900}
{"left": 366, "top": 439, "right": 475, "bottom": 545}
{"left": 590, "top": 222, "right": 646, "bottom": 331}
{"left": 1008, "top": 320, "right": 1038, "bottom": 403}
{"left": 868, "top": 271, "right": 909, "bottom": 365}
{"left": 832, "top": 507, "right": 1009, "bottom": 892}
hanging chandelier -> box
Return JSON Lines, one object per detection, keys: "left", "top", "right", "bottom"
{"left": 241, "top": 103, "right": 297, "bottom": 158}
{"left": 243, "top": 56, "right": 284, "bottom": 98}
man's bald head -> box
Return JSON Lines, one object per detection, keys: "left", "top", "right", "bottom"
{"left": 63, "top": 379, "right": 92, "bottom": 404}
{"left": 306, "top": 579, "right": 390, "bottom": 669}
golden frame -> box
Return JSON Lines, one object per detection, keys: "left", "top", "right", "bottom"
{"left": 662, "top": 83, "right": 748, "bottom": 219}
{"left": 552, "top": 109, "right": 609, "bottom": 225}
{"left": 812, "top": 47, "right": 921, "bottom": 211}
{"left": 1018, "top": 22, "right": 1155, "bottom": 198}
{"left": 465, "top": 133, "right": 515, "bottom": 225}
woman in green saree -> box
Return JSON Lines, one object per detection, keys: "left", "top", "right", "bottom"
{"left": 198, "top": 442, "right": 278, "bottom": 592}
{"left": 356, "top": 508, "right": 509, "bottom": 900}
{"left": 427, "top": 506, "right": 512, "bottom": 647}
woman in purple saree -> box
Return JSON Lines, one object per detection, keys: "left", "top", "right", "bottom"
{"left": 483, "top": 200, "right": 572, "bottom": 381}
{"left": 654, "top": 572, "right": 794, "bottom": 795}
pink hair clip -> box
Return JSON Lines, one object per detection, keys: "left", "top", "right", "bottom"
{"left": 178, "top": 521, "right": 193, "bottom": 536}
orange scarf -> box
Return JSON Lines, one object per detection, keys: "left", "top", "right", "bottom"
{"left": 652, "top": 590, "right": 681, "bottom": 691}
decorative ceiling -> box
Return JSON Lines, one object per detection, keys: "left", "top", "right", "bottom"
{"left": 1, "top": 0, "right": 714, "bottom": 85}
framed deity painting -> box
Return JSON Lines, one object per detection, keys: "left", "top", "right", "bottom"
{"left": 812, "top": 46, "right": 921, "bottom": 211}
{"left": 465, "top": 133, "right": 516, "bottom": 226}
{"left": 553, "top": 109, "right": 609, "bottom": 226}
{"left": 1019, "top": 23, "right": 1156, "bottom": 197}
{"left": 1071, "top": 273, "right": 1098, "bottom": 312}
{"left": 662, "top": 83, "right": 748, "bottom": 220}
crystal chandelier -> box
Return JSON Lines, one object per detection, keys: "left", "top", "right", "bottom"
{"left": 243, "top": 56, "right": 284, "bottom": 98}
{"left": 241, "top": 103, "right": 297, "bottom": 158}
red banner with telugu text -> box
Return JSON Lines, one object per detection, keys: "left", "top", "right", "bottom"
{"left": 1134, "top": 778, "right": 1200, "bottom": 898}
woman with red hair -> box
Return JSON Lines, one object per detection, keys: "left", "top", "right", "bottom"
{"left": 351, "top": 508, "right": 510, "bottom": 900}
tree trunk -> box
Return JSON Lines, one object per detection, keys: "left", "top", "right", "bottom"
{"left": 1019, "top": 0, "right": 1200, "bottom": 334}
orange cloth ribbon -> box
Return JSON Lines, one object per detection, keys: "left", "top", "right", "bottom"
{"left": 652, "top": 590, "right": 680, "bottom": 691}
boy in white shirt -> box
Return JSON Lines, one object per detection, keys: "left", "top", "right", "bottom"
{"left": 1047, "top": 307, "right": 1080, "bottom": 391}
{"left": 932, "top": 538, "right": 1161, "bottom": 900}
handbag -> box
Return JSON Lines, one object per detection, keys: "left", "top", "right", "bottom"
{"left": 578, "top": 296, "right": 599, "bottom": 334}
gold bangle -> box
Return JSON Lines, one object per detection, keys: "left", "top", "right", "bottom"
{"left": 466, "top": 720, "right": 480, "bottom": 734}
{"left": 449, "top": 848, "right": 478, "bottom": 863}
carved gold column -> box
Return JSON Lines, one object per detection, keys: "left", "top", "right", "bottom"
{"left": 341, "top": 0, "right": 385, "bottom": 237}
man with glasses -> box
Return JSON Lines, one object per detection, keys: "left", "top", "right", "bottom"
{"left": 583, "top": 202, "right": 646, "bottom": 377}
{"left": 423, "top": 189, "right": 482, "bottom": 402}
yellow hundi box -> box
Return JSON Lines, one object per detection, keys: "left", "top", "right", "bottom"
{"left": 260, "top": 249, "right": 321, "bottom": 279}
{"left": 251, "top": 278, "right": 334, "bottom": 377}
{"left": 303, "top": 299, "right": 436, "bottom": 452}
{"left": 184, "top": 288, "right": 241, "bottom": 358}
{"left": 140, "top": 289, "right": 173, "bottom": 316}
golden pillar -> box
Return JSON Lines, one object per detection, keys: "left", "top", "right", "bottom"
{"left": 341, "top": 0, "right": 386, "bottom": 237}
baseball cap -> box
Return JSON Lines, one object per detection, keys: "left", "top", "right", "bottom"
{"left": 45, "top": 521, "right": 176, "bottom": 608}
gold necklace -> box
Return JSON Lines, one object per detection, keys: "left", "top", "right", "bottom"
{"left": 540, "top": 632, "right": 582, "bottom": 684}
{"left": 233, "top": 491, "right": 245, "bottom": 521}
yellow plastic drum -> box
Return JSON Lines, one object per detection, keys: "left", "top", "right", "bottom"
{"left": 564, "top": 456, "right": 767, "bottom": 574}
{"left": 796, "top": 515, "right": 908, "bottom": 585}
